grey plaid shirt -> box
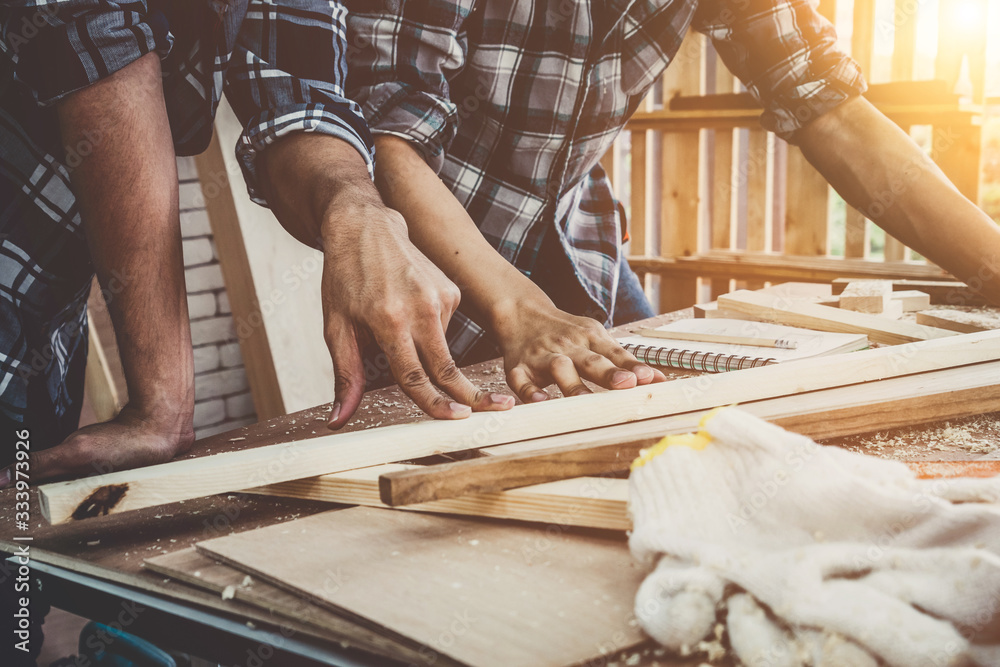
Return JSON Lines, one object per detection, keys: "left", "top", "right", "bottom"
{"left": 0, "top": 0, "right": 373, "bottom": 425}
{"left": 347, "top": 0, "right": 866, "bottom": 360}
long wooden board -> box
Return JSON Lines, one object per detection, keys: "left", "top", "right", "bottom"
{"left": 717, "top": 289, "right": 955, "bottom": 345}
{"left": 247, "top": 465, "right": 630, "bottom": 531}
{"left": 380, "top": 360, "right": 1000, "bottom": 505}
{"left": 247, "top": 458, "right": 1000, "bottom": 531}
{"left": 39, "top": 329, "right": 1000, "bottom": 524}
{"left": 195, "top": 507, "right": 646, "bottom": 667}
{"left": 143, "top": 547, "right": 438, "bottom": 665}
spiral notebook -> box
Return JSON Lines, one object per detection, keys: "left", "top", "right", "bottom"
{"left": 617, "top": 319, "right": 869, "bottom": 373}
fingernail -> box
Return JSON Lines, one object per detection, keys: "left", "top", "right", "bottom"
{"left": 490, "top": 393, "right": 514, "bottom": 408}
{"left": 634, "top": 365, "right": 654, "bottom": 382}
{"left": 327, "top": 402, "right": 342, "bottom": 428}
{"left": 612, "top": 370, "right": 635, "bottom": 387}
{"left": 531, "top": 391, "right": 548, "bottom": 402}
{"left": 450, "top": 402, "right": 472, "bottom": 417}
{"left": 0, "top": 467, "right": 10, "bottom": 490}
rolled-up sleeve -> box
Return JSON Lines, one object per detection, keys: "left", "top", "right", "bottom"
{"left": 345, "top": 0, "right": 469, "bottom": 174}
{"left": 1, "top": 0, "right": 171, "bottom": 106}
{"left": 225, "top": 0, "right": 375, "bottom": 206}
{"left": 694, "top": 0, "right": 867, "bottom": 141}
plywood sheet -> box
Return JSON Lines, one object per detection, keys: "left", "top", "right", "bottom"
{"left": 196, "top": 507, "right": 646, "bottom": 667}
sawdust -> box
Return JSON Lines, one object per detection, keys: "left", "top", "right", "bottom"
{"left": 836, "top": 414, "right": 1000, "bottom": 460}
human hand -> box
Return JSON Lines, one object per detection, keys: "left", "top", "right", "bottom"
{"left": 0, "top": 404, "right": 194, "bottom": 488}
{"left": 320, "top": 204, "right": 514, "bottom": 428}
{"left": 490, "top": 296, "right": 666, "bottom": 403}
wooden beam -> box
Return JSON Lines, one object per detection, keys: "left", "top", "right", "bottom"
{"left": 629, "top": 252, "right": 950, "bottom": 284}
{"left": 915, "top": 310, "right": 995, "bottom": 334}
{"left": 379, "top": 360, "right": 1000, "bottom": 506}
{"left": 247, "top": 465, "right": 630, "bottom": 531}
{"left": 39, "top": 329, "right": 1000, "bottom": 524}
{"left": 194, "top": 128, "right": 286, "bottom": 419}
{"left": 716, "top": 289, "right": 955, "bottom": 345}
{"left": 831, "top": 278, "right": 990, "bottom": 307}
{"left": 250, "top": 457, "right": 1000, "bottom": 531}
{"left": 84, "top": 325, "right": 121, "bottom": 423}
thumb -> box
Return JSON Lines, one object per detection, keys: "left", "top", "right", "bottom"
{"left": 325, "top": 316, "right": 366, "bottom": 430}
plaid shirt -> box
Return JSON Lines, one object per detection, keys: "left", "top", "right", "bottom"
{"left": 346, "top": 0, "right": 866, "bottom": 360}
{"left": 0, "top": 0, "right": 373, "bottom": 426}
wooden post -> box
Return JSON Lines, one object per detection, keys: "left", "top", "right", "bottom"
{"left": 659, "top": 31, "right": 704, "bottom": 312}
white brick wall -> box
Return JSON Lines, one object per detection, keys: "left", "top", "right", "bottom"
{"left": 179, "top": 155, "right": 257, "bottom": 437}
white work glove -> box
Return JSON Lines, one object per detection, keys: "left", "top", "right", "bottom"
{"left": 628, "top": 407, "right": 1000, "bottom": 667}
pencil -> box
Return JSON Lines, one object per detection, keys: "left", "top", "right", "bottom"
{"left": 630, "top": 328, "right": 798, "bottom": 350}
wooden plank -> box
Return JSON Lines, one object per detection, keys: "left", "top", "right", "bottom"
{"left": 784, "top": 146, "right": 829, "bottom": 256}
{"left": 84, "top": 324, "right": 121, "bottom": 423}
{"left": 892, "top": 290, "right": 931, "bottom": 312}
{"left": 831, "top": 278, "right": 990, "bottom": 306}
{"left": 206, "top": 103, "right": 335, "bottom": 416}
{"left": 247, "top": 464, "right": 630, "bottom": 531}
{"left": 839, "top": 280, "right": 893, "bottom": 313}
{"left": 915, "top": 310, "right": 998, "bottom": 334}
{"left": 143, "top": 548, "right": 435, "bottom": 665}
{"left": 625, "top": 106, "right": 981, "bottom": 132}
{"left": 41, "top": 327, "right": 1000, "bottom": 525}
{"left": 381, "top": 361, "right": 1000, "bottom": 505}
{"left": 716, "top": 289, "right": 955, "bottom": 345}
{"left": 843, "top": 0, "right": 872, "bottom": 271}
{"left": 258, "top": 455, "right": 999, "bottom": 532}
{"left": 194, "top": 119, "right": 286, "bottom": 419}
{"left": 659, "top": 31, "right": 703, "bottom": 312}
{"left": 629, "top": 252, "right": 949, "bottom": 283}
{"left": 628, "top": 130, "right": 648, "bottom": 257}
{"left": 709, "top": 51, "right": 736, "bottom": 299}
{"left": 195, "top": 507, "right": 647, "bottom": 667}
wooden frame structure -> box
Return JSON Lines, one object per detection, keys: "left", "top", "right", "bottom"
{"left": 615, "top": 0, "right": 990, "bottom": 312}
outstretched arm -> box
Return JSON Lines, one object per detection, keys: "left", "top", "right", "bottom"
{"left": 798, "top": 96, "right": 1000, "bottom": 303}
{"left": 26, "top": 51, "right": 195, "bottom": 482}
{"left": 373, "top": 136, "right": 665, "bottom": 403}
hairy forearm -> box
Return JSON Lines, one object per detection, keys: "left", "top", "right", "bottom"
{"left": 372, "top": 135, "right": 550, "bottom": 333}
{"left": 57, "top": 52, "right": 194, "bottom": 422}
{"left": 798, "top": 96, "right": 1000, "bottom": 303}
{"left": 258, "top": 133, "right": 384, "bottom": 248}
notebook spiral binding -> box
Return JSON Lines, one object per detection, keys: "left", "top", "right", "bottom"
{"left": 622, "top": 343, "right": 777, "bottom": 373}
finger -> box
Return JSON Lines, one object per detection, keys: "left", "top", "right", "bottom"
{"left": 569, "top": 349, "right": 638, "bottom": 391}
{"left": 596, "top": 338, "right": 668, "bottom": 384}
{"left": 506, "top": 365, "right": 549, "bottom": 404}
{"left": 415, "top": 328, "right": 514, "bottom": 412}
{"left": 325, "top": 316, "right": 367, "bottom": 429}
{"left": 381, "top": 335, "right": 472, "bottom": 420}
{"left": 548, "top": 354, "right": 591, "bottom": 397}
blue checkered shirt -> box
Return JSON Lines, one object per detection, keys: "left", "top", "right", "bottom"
{"left": 346, "top": 0, "right": 867, "bottom": 360}
{"left": 0, "top": 0, "right": 373, "bottom": 423}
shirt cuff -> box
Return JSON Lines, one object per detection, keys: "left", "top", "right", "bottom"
{"left": 235, "top": 103, "right": 376, "bottom": 207}
{"left": 360, "top": 82, "right": 457, "bottom": 174}
{"left": 758, "top": 55, "right": 868, "bottom": 141}
{"left": 13, "top": 8, "right": 172, "bottom": 106}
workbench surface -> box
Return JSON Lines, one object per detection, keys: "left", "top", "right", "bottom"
{"left": 3, "top": 292, "right": 999, "bottom": 667}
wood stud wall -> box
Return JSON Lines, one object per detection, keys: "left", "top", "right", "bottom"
{"left": 610, "top": 0, "right": 989, "bottom": 312}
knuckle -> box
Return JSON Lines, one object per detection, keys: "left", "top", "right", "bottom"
{"left": 435, "top": 360, "right": 463, "bottom": 384}
{"left": 399, "top": 366, "right": 429, "bottom": 390}
{"left": 334, "top": 371, "right": 355, "bottom": 393}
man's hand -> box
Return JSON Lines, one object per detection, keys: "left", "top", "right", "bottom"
{"left": 2, "top": 406, "right": 194, "bottom": 487}
{"left": 372, "top": 136, "right": 666, "bottom": 403}
{"left": 260, "top": 134, "right": 514, "bottom": 428}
